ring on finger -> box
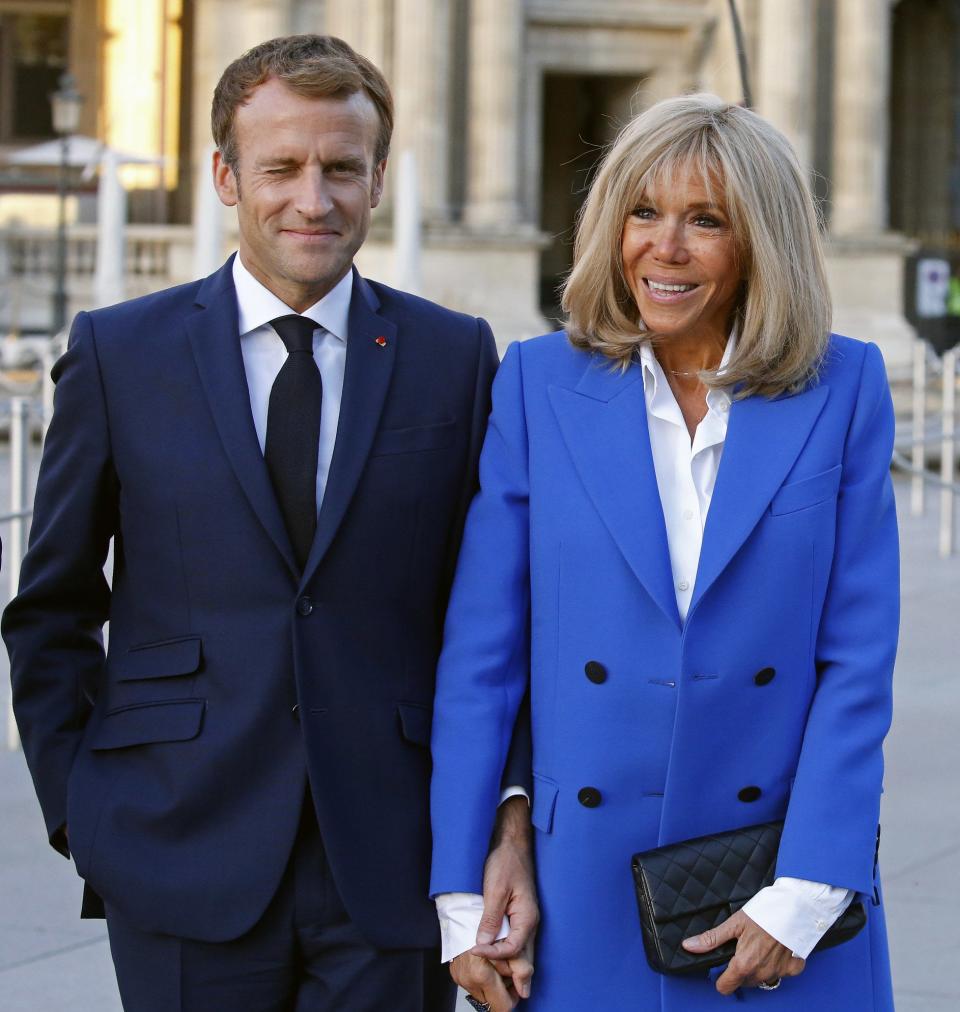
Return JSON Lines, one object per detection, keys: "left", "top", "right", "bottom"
{"left": 465, "top": 995, "right": 492, "bottom": 1011}
{"left": 758, "top": 977, "right": 782, "bottom": 991}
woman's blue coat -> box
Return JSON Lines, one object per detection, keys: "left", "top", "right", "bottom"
{"left": 430, "top": 331, "right": 898, "bottom": 1009}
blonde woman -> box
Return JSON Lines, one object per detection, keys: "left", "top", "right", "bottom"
{"left": 430, "top": 94, "right": 897, "bottom": 1010}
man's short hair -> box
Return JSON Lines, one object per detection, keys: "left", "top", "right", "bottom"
{"left": 212, "top": 34, "right": 394, "bottom": 173}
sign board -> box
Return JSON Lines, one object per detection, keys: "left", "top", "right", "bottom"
{"left": 904, "top": 252, "right": 960, "bottom": 353}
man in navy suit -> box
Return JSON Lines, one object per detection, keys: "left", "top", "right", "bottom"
{"left": 4, "top": 35, "right": 533, "bottom": 1011}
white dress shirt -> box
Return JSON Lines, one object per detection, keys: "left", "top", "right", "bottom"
{"left": 233, "top": 254, "right": 352, "bottom": 510}
{"left": 436, "top": 334, "right": 853, "bottom": 964}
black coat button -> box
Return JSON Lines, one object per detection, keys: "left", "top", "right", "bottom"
{"left": 754, "top": 667, "right": 776, "bottom": 686}
{"left": 585, "top": 661, "right": 607, "bottom": 684}
{"left": 578, "top": 787, "right": 602, "bottom": 808}
{"left": 297, "top": 596, "right": 314, "bottom": 616}
{"left": 291, "top": 704, "right": 300, "bottom": 719}
{"left": 738, "top": 786, "right": 762, "bottom": 803}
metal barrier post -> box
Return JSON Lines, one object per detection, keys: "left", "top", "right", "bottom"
{"left": 7, "top": 396, "right": 30, "bottom": 749}
{"left": 940, "top": 348, "right": 957, "bottom": 558}
{"left": 911, "top": 340, "right": 926, "bottom": 515}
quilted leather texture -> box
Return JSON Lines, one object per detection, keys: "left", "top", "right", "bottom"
{"left": 631, "top": 821, "right": 867, "bottom": 976}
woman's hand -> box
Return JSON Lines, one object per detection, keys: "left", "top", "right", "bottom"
{"left": 682, "top": 910, "right": 806, "bottom": 995}
{"left": 451, "top": 952, "right": 524, "bottom": 1011}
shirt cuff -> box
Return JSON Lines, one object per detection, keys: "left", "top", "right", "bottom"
{"left": 500, "top": 785, "right": 530, "bottom": 805}
{"left": 435, "top": 892, "right": 510, "bottom": 963}
{"left": 742, "top": 876, "right": 855, "bottom": 960}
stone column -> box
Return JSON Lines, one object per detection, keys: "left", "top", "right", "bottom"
{"left": 191, "top": 0, "right": 288, "bottom": 178}
{"left": 464, "top": 0, "right": 525, "bottom": 229}
{"left": 189, "top": 0, "right": 289, "bottom": 246}
{"left": 391, "top": 0, "right": 453, "bottom": 223}
{"left": 756, "top": 0, "right": 815, "bottom": 169}
{"left": 324, "top": 0, "right": 392, "bottom": 80}
{"left": 831, "top": 0, "right": 892, "bottom": 234}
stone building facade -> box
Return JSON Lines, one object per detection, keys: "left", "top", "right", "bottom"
{"left": 2, "top": 0, "right": 958, "bottom": 365}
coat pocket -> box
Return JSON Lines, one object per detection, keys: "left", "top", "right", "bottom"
{"left": 119, "top": 636, "right": 202, "bottom": 681}
{"left": 369, "top": 420, "right": 456, "bottom": 457}
{"left": 769, "top": 464, "right": 842, "bottom": 516}
{"left": 90, "top": 699, "right": 205, "bottom": 750}
{"left": 531, "top": 773, "right": 559, "bottom": 834}
{"left": 397, "top": 701, "right": 433, "bottom": 747}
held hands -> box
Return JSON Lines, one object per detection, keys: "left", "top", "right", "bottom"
{"left": 450, "top": 951, "right": 525, "bottom": 1012}
{"left": 450, "top": 796, "right": 538, "bottom": 1008}
{"left": 682, "top": 910, "right": 806, "bottom": 995}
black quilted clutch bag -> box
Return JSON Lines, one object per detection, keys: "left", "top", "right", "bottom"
{"left": 631, "top": 820, "right": 867, "bottom": 976}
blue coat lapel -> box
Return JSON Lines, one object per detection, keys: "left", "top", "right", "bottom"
{"left": 549, "top": 356, "right": 681, "bottom": 630}
{"left": 688, "top": 381, "right": 830, "bottom": 620}
{"left": 301, "top": 271, "right": 397, "bottom": 585}
{"left": 184, "top": 257, "right": 299, "bottom": 578}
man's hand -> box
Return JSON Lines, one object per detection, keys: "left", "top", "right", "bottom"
{"left": 682, "top": 910, "right": 806, "bottom": 995}
{"left": 450, "top": 952, "right": 520, "bottom": 1012}
{"left": 470, "top": 795, "right": 538, "bottom": 999}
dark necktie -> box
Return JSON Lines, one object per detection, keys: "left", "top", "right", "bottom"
{"left": 264, "top": 314, "right": 322, "bottom": 570}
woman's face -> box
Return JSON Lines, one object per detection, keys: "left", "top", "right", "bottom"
{"left": 620, "top": 164, "right": 743, "bottom": 345}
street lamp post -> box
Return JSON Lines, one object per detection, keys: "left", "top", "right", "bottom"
{"left": 49, "top": 72, "right": 83, "bottom": 336}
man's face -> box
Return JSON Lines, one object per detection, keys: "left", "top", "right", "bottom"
{"left": 213, "top": 78, "right": 385, "bottom": 312}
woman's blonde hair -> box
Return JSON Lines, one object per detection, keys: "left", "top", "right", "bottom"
{"left": 562, "top": 93, "right": 831, "bottom": 397}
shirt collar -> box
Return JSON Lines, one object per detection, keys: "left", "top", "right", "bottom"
{"left": 232, "top": 254, "right": 352, "bottom": 342}
{"left": 639, "top": 326, "right": 737, "bottom": 414}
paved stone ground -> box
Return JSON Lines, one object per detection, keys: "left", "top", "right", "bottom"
{"left": 0, "top": 476, "right": 956, "bottom": 1010}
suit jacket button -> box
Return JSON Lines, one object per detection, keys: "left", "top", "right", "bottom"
{"left": 584, "top": 661, "right": 607, "bottom": 684}
{"left": 297, "top": 596, "right": 314, "bottom": 616}
{"left": 754, "top": 667, "right": 776, "bottom": 686}
{"left": 738, "top": 786, "right": 762, "bottom": 803}
{"left": 291, "top": 704, "right": 300, "bottom": 719}
{"left": 578, "top": 787, "right": 602, "bottom": 808}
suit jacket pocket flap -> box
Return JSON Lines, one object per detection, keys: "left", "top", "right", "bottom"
{"left": 120, "top": 637, "right": 202, "bottom": 681}
{"left": 370, "top": 420, "right": 456, "bottom": 457}
{"left": 91, "top": 699, "right": 205, "bottom": 750}
{"left": 769, "top": 465, "right": 842, "bottom": 516}
{"left": 398, "top": 702, "right": 432, "bottom": 746}
{"left": 532, "top": 773, "right": 559, "bottom": 834}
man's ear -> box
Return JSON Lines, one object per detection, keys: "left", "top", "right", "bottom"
{"left": 212, "top": 149, "right": 239, "bottom": 207}
{"left": 370, "top": 159, "right": 387, "bottom": 209}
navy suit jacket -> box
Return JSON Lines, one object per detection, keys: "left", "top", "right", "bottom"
{"left": 3, "top": 257, "right": 511, "bottom": 948}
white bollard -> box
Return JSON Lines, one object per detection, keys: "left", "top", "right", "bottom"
{"left": 911, "top": 340, "right": 926, "bottom": 516}
{"left": 6, "top": 397, "right": 30, "bottom": 749}
{"left": 940, "top": 348, "right": 957, "bottom": 558}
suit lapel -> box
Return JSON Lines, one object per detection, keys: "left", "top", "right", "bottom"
{"left": 301, "top": 272, "right": 397, "bottom": 585}
{"left": 185, "top": 257, "right": 299, "bottom": 578}
{"left": 688, "top": 381, "right": 830, "bottom": 619}
{"left": 549, "top": 356, "right": 681, "bottom": 629}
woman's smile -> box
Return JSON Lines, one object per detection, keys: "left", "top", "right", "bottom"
{"left": 621, "top": 166, "right": 743, "bottom": 343}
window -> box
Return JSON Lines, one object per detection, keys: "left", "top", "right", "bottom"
{"left": 0, "top": 8, "right": 70, "bottom": 143}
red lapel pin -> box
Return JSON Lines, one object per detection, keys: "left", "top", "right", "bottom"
{"left": 375, "top": 336, "right": 387, "bottom": 347}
